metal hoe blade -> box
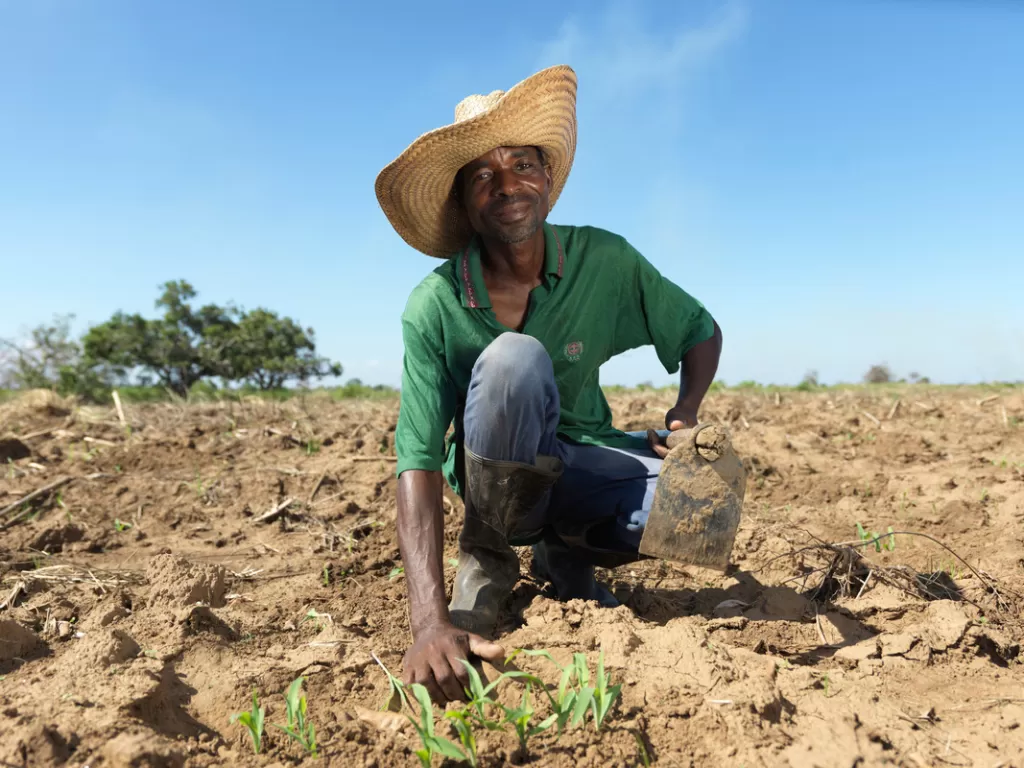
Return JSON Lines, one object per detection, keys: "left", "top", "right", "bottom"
{"left": 638, "top": 424, "right": 746, "bottom": 571}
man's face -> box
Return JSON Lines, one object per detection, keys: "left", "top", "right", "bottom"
{"left": 457, "top": 146, "right": 552, "bottom": 245}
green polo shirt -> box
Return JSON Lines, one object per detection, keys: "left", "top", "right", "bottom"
{"left": 396, "top": 222, "right": 715, "bottom": 497}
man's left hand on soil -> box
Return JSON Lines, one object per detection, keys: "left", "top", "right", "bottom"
{"left": 402, "top": 621, "right": 506, "bottom": 705}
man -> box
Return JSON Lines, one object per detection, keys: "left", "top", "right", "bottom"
{"left": 374, "top": 65, "right": 722, "bottom": 704}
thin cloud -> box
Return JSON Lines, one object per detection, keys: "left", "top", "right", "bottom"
{"left": 537, "top": 1, "right": 749, "bottom": 102}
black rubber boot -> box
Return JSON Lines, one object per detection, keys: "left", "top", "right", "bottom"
{"left": 448, "top": 450, "right": 562, "bottom": 636}
{"left": 530, "top": 532, "right": 620, "bottom": 608}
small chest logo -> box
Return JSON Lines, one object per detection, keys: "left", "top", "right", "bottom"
{"left": 564, "top": 340, "right": 584, "bottom": 362}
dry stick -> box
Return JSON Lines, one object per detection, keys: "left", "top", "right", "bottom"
{"left": 252, "top": 497, "right": 295, "bottom": 524}
{"left": 351, "top": 456, "right": 398, "bottom": 463}
{"left": 1003, "top": 406, "right": 1010, "bottom": 429}
{"left": 977, "top": 394, "right": 1000, "bottom": 407}
{"left": 18, "top": 427, "right": 54, "bottom": 441}
{"left": 308, "top": 470, "right": 329, "bottom": 503}
{"left": 886, "top": 399, "right": 901, "bottom": 420}
{"left": 0, "top": 476, "right": 74, "bottom": 522}
{"left": 111, "top": 389, "right": 127, "bottom": 428}
{"left": 83, "top": 436, "right": 117, "bottom": 447}
{"left": 861, "top": 410, "right": 881, "bottom": 427}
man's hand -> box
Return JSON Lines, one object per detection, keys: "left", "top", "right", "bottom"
{"left": 403, "top": 621, "right": 506, "bottom": 705}
{"left": 647, "top": 405, "right": 699, "bottom": 459}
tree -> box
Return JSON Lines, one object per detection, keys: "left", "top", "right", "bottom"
{"left": 220, "top": 308, "right": 342, "bottom": 390}
{"left": 82, "top": 281, "right": 237, "bottom": 396}
{"left": 863, "top": 364, "right": 893, "bottom": 384}
{"left": 0, "top": 314, "right": 82, "bottom": 389}
{"left": 82, "top": 280, "right": 342, "bottom": 394}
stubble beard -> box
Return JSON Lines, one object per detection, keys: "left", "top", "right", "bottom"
{"left": 488, "top": 201, "right": 543, "bottom": 244}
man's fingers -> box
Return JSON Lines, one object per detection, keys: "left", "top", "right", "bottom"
{"left": 667, "top": 419, "right": 688, "bottom": 431}
{"left": 429, "top": 658, "right": 465, "bottom": 703}
{"left": 467, "top": 634, "right": 506, "bottom": 665}
{"left": 647, "top": 429, "right": 670, "bottom": 459}
{"left": 446, "top": 651, "right": 473, "bottom": 695}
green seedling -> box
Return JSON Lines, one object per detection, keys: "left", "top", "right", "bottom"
{"left": 820, "top": 673, "right": 832, "bottom": 697}
{"left": 113, "top": 518, "right": 132, "bottom": 532}
{"left": 633, "top": 730, "right": 652, "bottom": 767}
{"left": 456, "top": 659, "right": 504, "bottom": 731}
{"left": 980, "top": 488, "right": 989, "bottom": 502}
{"left": 305, "top": 439, "right": 320, "bottom": 455}
{"left": 388, "top": 566, "right": 405, "bottom": 581}
{"left": 271, "top": 676, "right": 318, "bottom": 758}
{"left": 506, "top": 648, "right": 579, "bottom": 734}
{"left": 299, "top": 606, "right": 331, "bottom": 630}
{"left": 855, "top": 522, "right": 895, "bottom": 552}
{"left": 500, "top": 683, "right": 557, "bottom": 755}
{"left": 321, "top": 563, "right": 330, "bottom": 586}
{"left": 406, "top": 682, "right": 470, "bottom": 767}
{"left": 443, "top": 707, "right": 480, "bottom": 766}
{"left": 230, "top": 689, "right": 266, "bottom": 754}
{"left": 589, "top": 651, "right": 622, "bottom": 731}
{"left": 448, "top": 557, "right": 459, "bottom": 568}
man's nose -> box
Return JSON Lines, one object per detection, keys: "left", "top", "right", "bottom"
{"left": 492, "top": 168, "right": 523, "bottom": 197}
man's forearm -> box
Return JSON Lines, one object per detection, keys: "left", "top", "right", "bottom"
{"left": 396, "top": 469, "right": 449, "bottom": 635}
{"left": 678, "top": 319, "right": 723, "bottom": 409}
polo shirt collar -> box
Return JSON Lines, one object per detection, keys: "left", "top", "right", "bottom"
{"left": 457, "top": 222, "right": 565, "bottom": 309}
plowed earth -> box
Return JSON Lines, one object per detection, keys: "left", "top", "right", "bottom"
{"left": 1, "top": 386, "right": 1022, "bottom": 768}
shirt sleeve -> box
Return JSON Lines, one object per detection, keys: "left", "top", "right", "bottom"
{"left": 615, "top": 239, "right": 716, "bottom": 374}
{"left": 395, "top": 288, "right": 458, "bottom": 477}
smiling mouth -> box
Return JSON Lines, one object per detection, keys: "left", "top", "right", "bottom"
{"left": 491, "top": 201, "right": 531, "bottom": 222}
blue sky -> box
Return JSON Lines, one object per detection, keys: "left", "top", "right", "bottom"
{"left": 2, "top": 0, "right": 1022, "bottom": 387}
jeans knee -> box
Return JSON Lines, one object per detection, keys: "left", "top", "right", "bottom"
{"left": 472, "top": 333, "right": 553, "bottom": 389}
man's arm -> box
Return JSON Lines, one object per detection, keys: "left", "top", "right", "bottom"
{"left": 395, "top": 293, "right": 504, "bottom": 704}
{"left": 397, "top": 470, "right": 505, "bottom": 704}
{"left": 670, "top": 318, "right": 723, "bottom": 426}
{"left": 396, "top": 470, "right": 448, "bottom": 632}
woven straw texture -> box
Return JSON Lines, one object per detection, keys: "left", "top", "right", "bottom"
{"left": 375, "top": 65, "right": 578, "bottom": 258}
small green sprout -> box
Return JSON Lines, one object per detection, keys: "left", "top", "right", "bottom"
{"left": 589, "top": 651, "right": 622, "bottom": 731}
{"left": 230, "top": 689, "right": 266, "bottom": 754}
{"left": 855, "top": 522, "right": 895, "bottom": 552}
{"left": 406, "top": 682, "right": 470, "bottom": 767}
{"left": 271, "top": 676, "right": 318, "bottom": 758}
{"left": 500, "top": 683, "right": 556, "bottom": 754}
{"left": 113, "top": 519, "right": 133, "bottom": 533}
{"left": 388, "top": 566, "right": 405, "bottom": 581}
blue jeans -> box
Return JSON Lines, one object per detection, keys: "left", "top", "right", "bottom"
{"left": 462, "top": 333, "right": 664, "bottom": 555}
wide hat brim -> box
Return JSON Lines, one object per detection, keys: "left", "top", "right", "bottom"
{"left": 375, "top": 65, "right": 578, "bottom": 258}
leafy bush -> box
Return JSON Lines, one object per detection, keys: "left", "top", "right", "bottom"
{"left": 864, "top": 364, "right": 893, "bottom": 384}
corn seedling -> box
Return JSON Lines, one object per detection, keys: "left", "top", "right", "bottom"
{"left": 499, "top": 683, "right": 557, "bottom": 754}
{"left": 271, "top": 676, "right": 318, "bottom": 758}
{"left": 230, "top": 689, "right": 266, "bottom": 754}
{"left": 388, "top": 566, "right": 405, "bottom": 581}
{"left": 856, "top": 522, "right": 896, "bottom": 553}
{"left": 113, "top": 518, "right": 132, "bottom": 532}
{"left": 633, "top": 730, "right": 652, "bottom": 767}
{"left": 443, "top": 707, "right": 480, "bottom": 767}
{"left": 506, "top": 648, "right": 579, "bottom": 734}
{"left": 406, "top": 682, "right": 471, "bottom": 767}
{"left": 588, "top": 651, "right": 622, "bottom": 731}
{"left": 321, "top": 563, "right": 330, "bottom": 586}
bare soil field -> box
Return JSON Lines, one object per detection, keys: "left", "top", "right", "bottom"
{"left": 1, "top": 386, "right": 1022, "bottom": 768}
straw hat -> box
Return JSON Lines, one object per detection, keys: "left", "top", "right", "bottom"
{"left": 375, "top": 65, "right": 578, "bottom": 258}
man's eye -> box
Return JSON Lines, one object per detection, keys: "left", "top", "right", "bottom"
{"left": 517, "top": 163, "right": 533, "bottom": 170}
